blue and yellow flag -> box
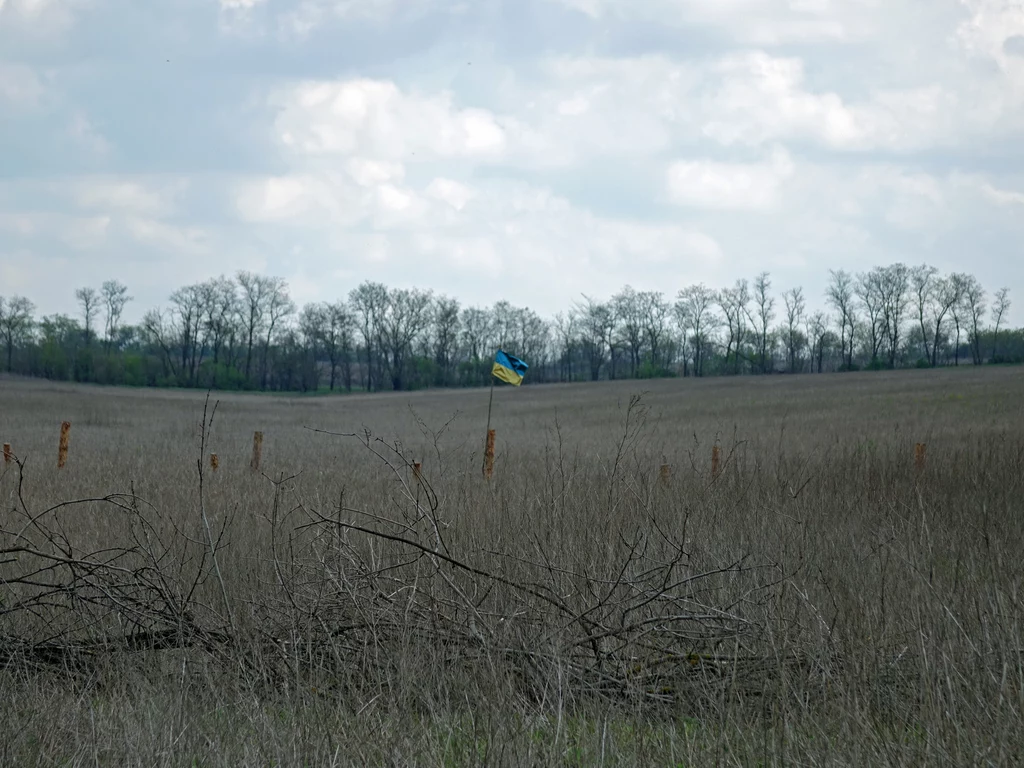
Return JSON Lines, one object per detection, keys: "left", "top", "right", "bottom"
{"left": 492, "top": 350, "right": 529, "bottom": 386}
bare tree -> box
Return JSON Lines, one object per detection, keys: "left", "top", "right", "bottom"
{"left": 676, "top": 284, "right": 718, "bottom": 377}
{"left": 575, "top": 295, "right": 614, "bottom": 382}
{"left": 960, "top": 276, "right": 987, "bottom": 365}
{"left": 745, "top": 272, "right": 776, "bottom": 373}
{"left": 0, "top": 296, "right": 36, "bottom": 372}
{"left": 350, "top": 282, "right": 389, "bottom": 392}
{"left": 910, "top": 264, "right": 939, "bottom": 362}
{"left": 260, "top": 278, "right": 295, "bottom": 390}
{"left": 991, "top": 287, "right": 1012, "bottom": 363}
{"left": 170, "top": 283, "right": 209, "bottom": 385}
{"left": 879, "top": 263, "right": 910, "bottom": 368}
{"left": 927, "top": 275, "right": 963, "bottom": 367}
{"left": 856, "top": 269, "right": 886, "bottom": 365}
{"left": 782, "top": 286, "right": 806, "bottom": 373}
{"left": 379, "top": 288, "right": 433, "bottom": 391}
{"left": 100, "top": 280, "right": 132, "bottom": 351}
{"left": 806, "top": 312, "right": 829, "bottom": 373}
{"left": 236, "top": 271, "right": 269, "bottom": 383}
{"left": 613, "top": 286, "right": 645, "bottom": 377}
{"left": 75, "top": 287, "right": 100, "bottom": 345}
{"left": 140, "top": 308, "right": 177, "bottom": 379}
{"left": 552, "top": 311, "right": 579, "bottom": 382}
{"left": 200, "top": 276, "right": 238, "bottom": 368}
{"left": 459, "top": 306, "right": 492, "bottom": 372}
{"left": 639, "top": 291, "right": 670, "bottom": 371}
{"left": 719, "top": 279, "right": 750, "bottom": 375}
{"left": 432, "top": 295, "right": 461, "bottom": 386}
{"left": 826, "top": 269, "right": 857, "bottom": 370}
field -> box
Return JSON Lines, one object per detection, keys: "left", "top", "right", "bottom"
{"left": 2, "top": 367, "right": 1023, "bottom": 766}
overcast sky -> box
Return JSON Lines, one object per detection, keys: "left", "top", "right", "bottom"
{"left": 1, "top": 0, "right": 1022, "bottom": 325}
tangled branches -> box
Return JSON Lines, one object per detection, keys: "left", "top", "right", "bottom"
{"left": 1, "top": 399, "right": 794, "bottom": 709}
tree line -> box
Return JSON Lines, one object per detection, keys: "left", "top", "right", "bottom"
{"left": 0, "top": 265, "right": 1020, "bottom": 393}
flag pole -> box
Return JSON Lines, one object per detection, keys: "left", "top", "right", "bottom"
{"left": 483, "top": 372, "right": 495, "bottom": 475}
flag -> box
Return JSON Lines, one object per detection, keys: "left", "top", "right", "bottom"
{"left": 492, "top": 350, "right": 529, "bottom": 386}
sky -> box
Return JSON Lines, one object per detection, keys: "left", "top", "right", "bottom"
{"left": 1, "top": 0, "right": 1022, "bottom": 326}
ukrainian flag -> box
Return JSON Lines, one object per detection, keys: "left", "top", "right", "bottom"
{"left": 492, "top": 350, "right": 529, "bottom": 386}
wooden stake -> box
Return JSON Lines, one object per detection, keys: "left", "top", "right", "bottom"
{"left": 484, "top": 429, "right": 496, "bottom": 480}
{"left": 412, "top": 461, "right": 422, "bottom": 483}
{"left": 251, "top": 431, "right": 263, "bottom": 472}
{"left": 2, "top": 444, "right": 11, "bottom": 465}
{"left": 210, "top": 453, "right": 219, "bottom": 472}
{"left": 58, "top": 421, "right": 71, "bottom": 469}
{"left": 711, "top": 445, "right": 721, "bottom": 480}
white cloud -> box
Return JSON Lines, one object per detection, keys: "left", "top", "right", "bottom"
{"left": 546, "top": 0, "right": 896, "bottom": 45}
{"left": 274, "top": 78, "right": 509, "bottom": 163}
{"left": 67, "top": 112, "right": 111, "bottom": 156}
{"left": 0, "top": 63, "right": 46, "bottom": 108}
{"left": 0, "top": 0, "right": 85, "bottom": 36}
{"left": 666, "top": 147, "right": 795, "bottom": 210}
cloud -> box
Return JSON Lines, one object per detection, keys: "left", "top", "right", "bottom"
{"left": 2, "top": 0, "right": 1023, "bottom": 327}
{"left": 0, "top": 63, "right": 47, "bottom": 109}
{"left": 273, "top": 79, "right": 510, "bottom": 164}
{"left": 666, "top": 147, "right": 795, "bottom": 210}
{"left": 67, "top": 112, "right": 112, "bottom": 156}
{"left": 545, "top": 0, "right": 891, "bottom": 45}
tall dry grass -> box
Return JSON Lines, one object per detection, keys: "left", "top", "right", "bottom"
{"left": 2, "top": 367, "right": 1023, "bottom": 766}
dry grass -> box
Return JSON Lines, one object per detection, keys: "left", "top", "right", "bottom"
{"left": 2, "top": 367, "right": 1024, "bottom": 766}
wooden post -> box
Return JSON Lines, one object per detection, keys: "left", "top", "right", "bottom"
{"left": 914, "top": 443, "right": 926, "bottom": 475}
{"left": 484, "top": 430, "right": 496, "bottom": 480}
{"left": 711, "top": 445, "right": 721, "bottom": 480}
{"left": 251, "top": 431, "right": 263, "bottom": 472}
{"left": 58, "top": 421, "right": 71, "bottom": 469}
{"left": 2, "top": 443, "right": 11, "bottom": 465}
{"left": 210, "top": 453, "right": 219, "bottom": 472}
{"left": 412, "top": 461, "right": 422, "bottom": 483}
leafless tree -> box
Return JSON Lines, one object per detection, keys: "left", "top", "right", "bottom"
{"left": 349, "top": 282, "right": 389, "bottom": 392}
{"left": 960, "top": 276, "right": 987, "bottom": 365}
{"left": 719, "top": 279, "right": 750, "bottom": 375}
{"left": 782, "top": 286, "right": 806, "bottom": 373}
{"left": 100, "top": 279, "right": 132, "bottom": 352}
{"left": 805, "top": 311, "right": 830, "bottom": 373}
{"left": 459, "top": 306, "right": 492, "bottom": 370}
{"left": 927, "top": 275, "right": 964, "bottom": 367}
{"left": 991, "top": 287, "right": 1012, "bottom": 363}
{"left": 745, "top": 272, "right": 776, "bottom": 373}
{"left": 260, "top": 278, "right": 295, "bottom": 389}
{"left": 910, "top": 264, "right": 939, "bottom": 362}
{"left": 878, "top": 263, "right": 910, "bottom": 368}
{"left": 140, "top": 308, "right": 177, "bottom": 378}
{"left": 0, "top": 295, "right": 36, "bottom": 372}
{"left": 75, "top": 287, "right": 100, "bottom": 345}
{"left": 432, "top": 296, "right": 461, "bottom": 386}
{"left": 826, "top": 269, "right": 857, "bottom": 370}
{"left": 640, "top": 291, "right": 670, "bottom": 371}
{"left": 575, "top": 295, "right": 614, "bottom": 381}
{"left": 856, "top": 269, "right": 886, "bottom": 364}
{"left": 552, "top": 311, "right": 578, "bottom": 381}
{"left": 379, "top": 288, "right": 433, "bottom": 391}
{"left": 236, "top": 271, "right": 269, "bottom": 382}
{"left": 613, "top": 286, "right": 645, "bottom": 377}
{"left": 675, "top": 284, "right": 718, "bottom": 377}
{"left": 170, "top": 283, "right": 209, "bottom": 385}
{"left": 200, "top": 276, "right": 239, "bottom": 368}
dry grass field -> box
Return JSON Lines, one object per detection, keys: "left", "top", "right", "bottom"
{"left": 2, "top": 367, "right": 1023, "bottom": 766}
